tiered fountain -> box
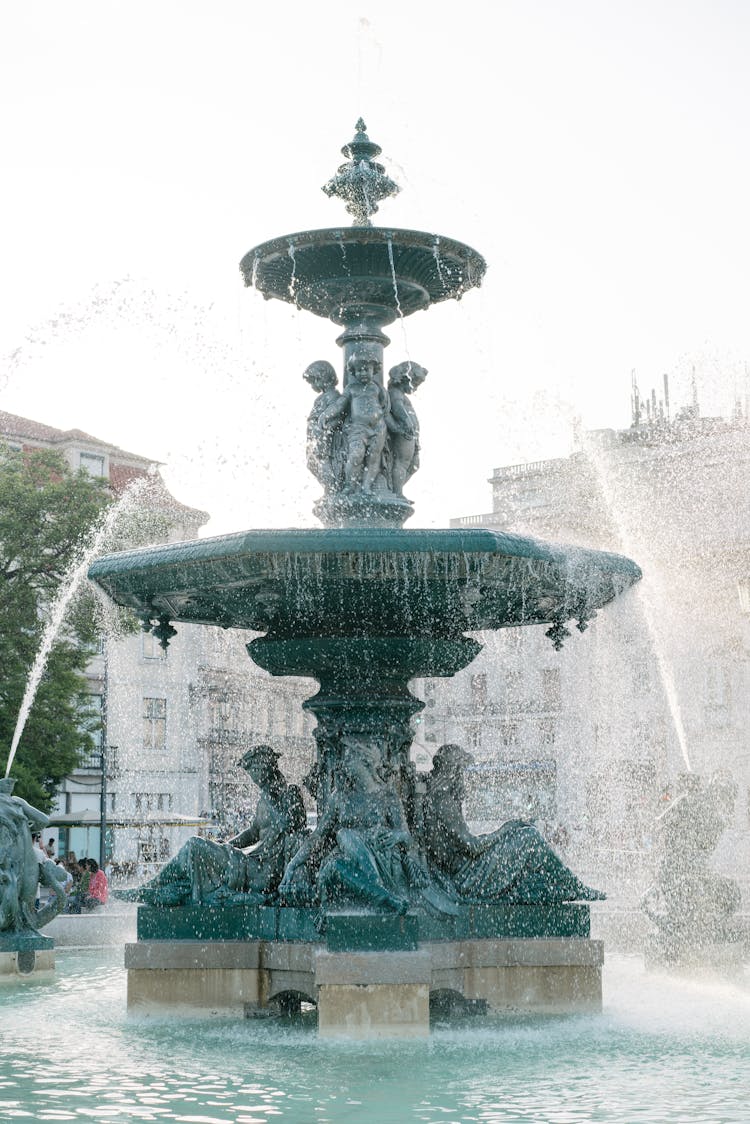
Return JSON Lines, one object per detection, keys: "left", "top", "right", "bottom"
{"left": 88, "top": 121, "right": 641, "bottom": 1036}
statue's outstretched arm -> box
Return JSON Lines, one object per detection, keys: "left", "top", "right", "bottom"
{"left": 320, "top": 390, "right": 350, "bottom": 426}
{"left": 13, "top": 796, "right": 49, "bottom": 831}
{"left": 227, "top": 821, "right": 260, "bottom": 849}
{"left": 279, "top": 802, "right": 338, "bottom": 889}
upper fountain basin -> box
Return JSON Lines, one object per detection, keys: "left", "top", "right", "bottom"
{"left": 88, "top": 527, "right": 640, "bottom": 640}
{"left": 240, "top": 228, "right": 486, "bottom": 324}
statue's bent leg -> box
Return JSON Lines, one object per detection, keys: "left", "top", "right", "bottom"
{"left": 319, "top": 831, "right": 408, "bottom": 913}
{"left": 116, "top": 837, "right": 216, "bottom": 904}
{"left": 512, "top": 829, "right": 605, "bottom": 901}
{"left": 362, "top": 432, "right": 387, "bottom": 493}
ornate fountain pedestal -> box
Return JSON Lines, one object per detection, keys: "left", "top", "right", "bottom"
{"left": 90, "top": 121, "right": 639, "bottom": 1037}
{"left": 124, "top": 905, "right": 602, "bottom": 1035}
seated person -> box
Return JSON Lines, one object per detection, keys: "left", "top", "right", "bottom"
{"left": 421, "top": 744, "right": 604, "bottom": 902}
{"left": 86, "top": 859, "right": 109, "bottom": 907}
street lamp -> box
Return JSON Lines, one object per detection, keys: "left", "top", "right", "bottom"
{"left": 100, "top": 745, "right": 117, "bottom": 869}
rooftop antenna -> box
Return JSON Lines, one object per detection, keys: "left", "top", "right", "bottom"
{"left": 691, "top": 365, "right": 699, "bottom": 418}
{"left": 631, "top": 370, "right": 641, "bottom": 426}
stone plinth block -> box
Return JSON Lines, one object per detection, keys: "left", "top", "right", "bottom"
{"left": 0, "top": 948, "right": 55, "bottom": 982}
{"left": 317, "top": 983, "right": 430, "bottom": 1038}
{"left": 123, "top": 937, "right": 603, "bottom": 1030}
{"left": 125, "top": 941, "right": 261, "bottom": 1016}
{"left": 315, "top": 949, "right": 430, "bottom": 1039}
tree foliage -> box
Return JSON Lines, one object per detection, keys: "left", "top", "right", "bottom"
{"left": 0, "top": 445, "right": 111, "bottom": 811}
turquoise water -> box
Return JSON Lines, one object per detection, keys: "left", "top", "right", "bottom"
{"left": 1, "top": 950, "right": 748, "bottom": 1123}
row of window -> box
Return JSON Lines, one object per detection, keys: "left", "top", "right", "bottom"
{"left": 464, "top": 717, "right": 556, "bottom": 749}
{"left": 103, "top": 792, "right": 172, "bottom": 814}
{"left": 468, "top": 669, "right": 562, "bottom": 707}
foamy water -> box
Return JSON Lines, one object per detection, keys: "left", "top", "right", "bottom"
{"left": 0, "top": 950, "right": 747, "bottom": 1123}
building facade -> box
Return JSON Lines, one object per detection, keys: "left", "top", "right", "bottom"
{"left": 1, "top": 412, "right": 317, "bottom": 876}
{"left": 443, "top": 400, "right": 750, "bottom": 907}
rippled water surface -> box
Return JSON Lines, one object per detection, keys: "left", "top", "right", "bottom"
{"left": 1, "top": 950, "right": 748, "bottom": 1123}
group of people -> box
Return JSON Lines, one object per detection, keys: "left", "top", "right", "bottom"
{"left": 304, "top": 356, "right": 427, "bottom": 499}
{"left": 61, "top": 855, "right": 109, "bottom": 912}
{"left": 30, "top": 835, "right": 109, "bottom": 914}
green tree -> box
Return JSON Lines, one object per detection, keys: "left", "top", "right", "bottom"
{"left": 0, "top": 445, "right": 111, "bottom": 811}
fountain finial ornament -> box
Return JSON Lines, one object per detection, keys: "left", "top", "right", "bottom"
{"left": 322, "top": 119, "right": 400, "bottom": 226}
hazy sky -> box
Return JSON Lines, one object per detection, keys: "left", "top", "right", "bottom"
{"left": 2, "top": 1, "right": 749, "bottom": 531}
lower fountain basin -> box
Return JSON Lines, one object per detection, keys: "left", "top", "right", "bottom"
{"left": 2, "top": 947, "right": 749, "bottom": 1120}
{"left": 88, "top": 526, "right": 641, "bottom": 641}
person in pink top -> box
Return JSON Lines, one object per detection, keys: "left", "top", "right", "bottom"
{"left": 85, "top": 859, "right": 108, "bottom": 906}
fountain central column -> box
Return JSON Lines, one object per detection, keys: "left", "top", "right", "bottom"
{"left": 249, "top": 632, "right": 482, "bottom": 815}
{"left": 335, "top": 307, "right": 391, "bottom": 383}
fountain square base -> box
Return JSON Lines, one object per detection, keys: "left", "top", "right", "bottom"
{"left": 124, "top": 934, "right": 603, "bottom": 1035}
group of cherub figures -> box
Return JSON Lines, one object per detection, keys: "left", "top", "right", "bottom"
{"left": 122, "top": 739, "right": 604, "bottom": 917}
{"left": 304, "top": 355, "right": 427, "bottom": 500}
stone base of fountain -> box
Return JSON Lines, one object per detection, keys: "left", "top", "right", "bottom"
{"left": 0, "top": 932, "right": 55, "bottom": 982}
{"left": 125, "top": 936, "right": 602, "bottom": 1036}
{"left": 123, "top": 905, "right": 602, "bottom": 1036}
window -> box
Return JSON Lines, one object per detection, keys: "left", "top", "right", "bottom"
{"left": 632, "top": 662, "right": 652, "bottom": 693}
{"left": 78, "top": 693, "right": 104, "bottom": 761}
{"left": 500, "top": 720, "right": 518, "bottom": 746}
{"left": 470, "top": 673, "right": 488, "bottom": 706}
{"left": 504, "top": 669, "right": 522, "bottom": 708}
{"left": 467, "top": 724, "right": 482, "bottom": 749}
{"left": 137, "top": 839, "right": 158, "bottom": 862}
{"left": 538, "top": 718, "right": 556, "bottom": 745}
{"left": 208, "top": 691, "right": 242, "bottom": 730}
{"left": 79, "top": 451, "right": 105, "bottom": 477}
{"left": 83, "top": 634, "right": 106, "bottom": 657}
{"left": 134, "top": 792, "right": 172, "bottom": 813}
{"left": 541, "top": 668, "right": 561, "bottom": 709}
{"left": 142, "top": 632, "right": 167, "bottom": 660}
{"left": 143, "top": 697, "right": 166, "bottom": 752}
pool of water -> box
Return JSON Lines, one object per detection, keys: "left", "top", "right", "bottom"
{"left": 1, "top": 950, "right": 748, "bottom": 1123}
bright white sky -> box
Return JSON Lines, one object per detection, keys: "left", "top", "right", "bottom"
{"left": 2, "top": 0, "right": 750, "bottom": 532}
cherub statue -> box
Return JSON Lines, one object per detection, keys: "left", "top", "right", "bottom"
{"left": 321, "top": 355, "right": 390, "bottom": 495}
{"left": 119, "top": 745, "right": 307, "bottom": 906}
{"left": 303, "top": 360, "right": 343, "bottom": 491}
{"left": 386, "top": 361, "right": 427, "bottom": 495}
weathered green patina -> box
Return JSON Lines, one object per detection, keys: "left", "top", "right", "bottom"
{"left": 0, "top": 778, "right": 67, "bottom": 944}
{"left": 135, "top": 902, "right": 591, "bottom": 948}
